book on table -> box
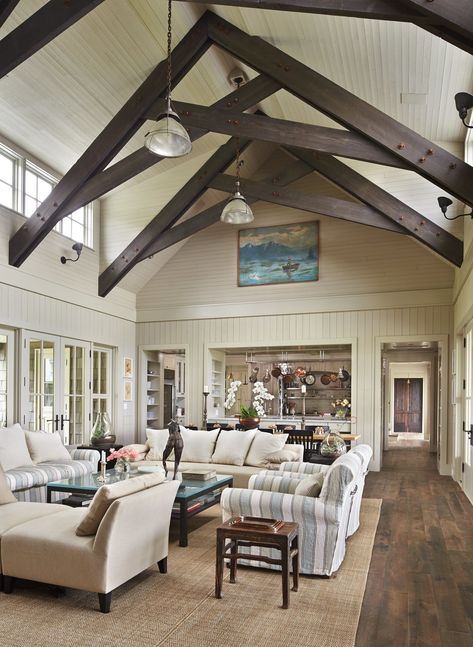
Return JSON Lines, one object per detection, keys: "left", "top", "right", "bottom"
{"left": 182, "top": 469, "right": 217, "bottom": 480}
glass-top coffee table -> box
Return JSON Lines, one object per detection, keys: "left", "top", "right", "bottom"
{"left": 47, "top": 471, "right": 233, "bottom": 548}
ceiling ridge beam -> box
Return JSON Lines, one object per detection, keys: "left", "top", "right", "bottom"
{"left": 8, "top": 13, "right": 211, "bottom": 268}
{"left": 0, "top": 0, "right": 106, "bottom": 78}
{"left": 99, "top": 136, "right": 251, "bottom": 297}
{"left": 0, "top": 0, "right": 20, "bottom": 29}
{"left": 170, "top": 100, "right": 407, "bottom": 168}
{"left": 205, "top": 10, "right": 473, "bottom": 205}
{"left": 209, "top": 173, "right": 406, "bottom": 234}
{"left": 143, "top": 158, "right": 315, "bottom": 259}
{"left": 178, "top": 1, "right": 473, "bottom": 55}
{"left": 285, "top": 148, "right": 463, "bottom": 267}
{"left": 53, "top": 76, "right": 282, "bottom": 219}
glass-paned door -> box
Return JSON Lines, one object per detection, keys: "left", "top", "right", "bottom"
{"left": 0, "top": 328, "right": 14, "bottom": 427}
{"left": 463, "top": 325, "right": 473, "bottom": 501}
{"left": 62, "top": 339, "right": 90, "bottom": 446}
{"left": 92, "top": 347, "right": 112, "bottom": 426}
{"left": 22, "top": 333, "right": 60, "bottom": 433}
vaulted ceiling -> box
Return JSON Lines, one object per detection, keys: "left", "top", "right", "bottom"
{"left": 1, "top": 0, "right": 472, "bottom": 296}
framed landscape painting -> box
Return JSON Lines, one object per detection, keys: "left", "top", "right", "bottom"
{"left": 238, "top": 221, "right": 319, "bottom": 286}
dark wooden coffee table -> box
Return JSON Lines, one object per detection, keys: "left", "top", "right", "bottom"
{"left": 215, "top": 516, "right": 299, "bottom": 609}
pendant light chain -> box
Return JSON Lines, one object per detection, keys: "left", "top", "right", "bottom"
{"left": 166, "top": 0, "right": 173, "bottom": 111}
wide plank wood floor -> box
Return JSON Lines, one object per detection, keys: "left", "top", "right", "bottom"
{"left": 356, "top": 441, "right": 473, "bottom": 647}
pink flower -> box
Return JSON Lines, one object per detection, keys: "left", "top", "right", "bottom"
{"left": 107, "top": 447, "right": 139, "bottom": 462}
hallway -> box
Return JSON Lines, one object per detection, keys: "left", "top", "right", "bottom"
{"left": 356, "top": 443, "right": 473, "bottom": 647}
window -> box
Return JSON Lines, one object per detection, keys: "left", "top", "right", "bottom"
{"left": 0, "top": 142, "right": 93, "bottom": 247}
{"left": 92, "top": 348, "right": 112, "bottom": 426}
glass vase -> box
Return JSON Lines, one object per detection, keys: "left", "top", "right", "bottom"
{"left": 90, "top": 412, "right": 115, "bottom": 447}
{"left": 320, "top": 430, "right": 347, "bottom": 458}
{"left": 115, "top": 459, "right": 130, "bottom": 474}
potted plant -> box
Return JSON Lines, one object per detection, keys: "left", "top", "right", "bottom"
{"left": 224, "top": 380, "right": 274, "bottom": 430}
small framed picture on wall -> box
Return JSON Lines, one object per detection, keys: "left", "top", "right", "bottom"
{"left": 124, "top": 357, "right": 133, "bottom": 378}
{"left": 124, "top": 380, "right": 132, "bottom": 402}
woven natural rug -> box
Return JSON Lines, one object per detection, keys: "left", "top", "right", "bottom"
{"left": 0, "top": 499, "right": 381, "bottom": 647}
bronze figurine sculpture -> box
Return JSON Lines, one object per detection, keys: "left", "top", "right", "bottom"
{"left": 162, "top": 418, "right": 183, "bottom": 480}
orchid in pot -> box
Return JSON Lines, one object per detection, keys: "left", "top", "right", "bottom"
{"left": 224, "top": 380, "right": 274, "bottom": 429}
{"left": 107, "top": 447, "right": 139, "bottom": 473}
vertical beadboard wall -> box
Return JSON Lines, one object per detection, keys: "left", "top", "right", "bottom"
{"left": 137, "top": 304, "right": 452, "bottom": 471}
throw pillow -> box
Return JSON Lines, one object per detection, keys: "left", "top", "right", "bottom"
{"left": 0, "top": 423, "right": 34, "bottom": 471}
{"left": 24, "top": 430, "right": 71, "bottom": 463}
{"left": 76, "top": 471, "right": 165, "bottom": 536}
{"left": 265, "top": 447, "right": 302, "bottom": 464}
{"left": 294, "top": 473, "right": 325, "bottom": 498}
{"left": 180, "top": 429, "right": 219, "bottom": 463}
{"left": 145, "top": 428, "right": 173, "bottom": 461}
{"left": 244, "top": 431, "right": 288, "bottom": 467}
{"left": 212, "top": 430, "right": 256, "bottom": 466}
{"left": 0, "top": 465, "right": 16, "bottom": 504}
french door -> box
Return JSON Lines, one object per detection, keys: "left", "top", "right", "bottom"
{"left": 21, "top": 332, "right": 91, "bottom": 445}
{"left": 463, "top": 324, "right": 473, "bottom": 502}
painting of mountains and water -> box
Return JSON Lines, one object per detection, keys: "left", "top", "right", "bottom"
{"left": 238, "top": 222, "right": 319, "bottom": 286}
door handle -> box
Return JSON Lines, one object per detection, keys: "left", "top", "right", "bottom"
{"left": 60, "top": 414, "right": 69, "bottom": 431}
{"left": 46, "top": 414, "right": 60, "bottom": 431}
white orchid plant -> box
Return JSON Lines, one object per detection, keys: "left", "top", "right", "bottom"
{"left": 224, "top": 379, "right": 274, "bottom": 418}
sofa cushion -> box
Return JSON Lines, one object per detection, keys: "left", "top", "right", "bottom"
{"left": 0, "top": 465, "right": 16, "bottom": 504}
{"left": 0, "top": 501, "right": 67, "bottom": 539}
{"left": 294, "top": 473, "right": 325, "bottom": 498}
{"left": 266, "top": 445, "right": 304, "bottom": 465}
{"left": 24, "top": 430, "right": 71, "bottom": 463}
{"left": 146, "top": 428, "right": 172, "bottom": 461}
{"left": 212, "top": 430, "right": 256, "bottom": 466}
{"left": 0, "top": 424, "right": 33, "bottom": 471}
{"left": 244, "top": 431, "right": 288, "bottom": 467}
{"left": 181, "top": 429, "right": 219, "bottom": 463}
{"left": 76, "top": 471, "right": 166, "bottom": 536}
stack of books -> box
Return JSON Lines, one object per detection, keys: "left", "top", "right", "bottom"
{"left": 182, "top": 469, "right": 217, "bottom": 481}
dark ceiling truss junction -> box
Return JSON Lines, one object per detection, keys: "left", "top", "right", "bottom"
{"left": 5, "top": 10, "right": 470, "bottom": 294}
{"left": 0, "top": 0, "right": 20, "bottom": 29}
{"left": 0, "top": 0, "right": 106, "bottom": 79}
{"left": 176, "top": 0, "right": 473, "bottom": 56}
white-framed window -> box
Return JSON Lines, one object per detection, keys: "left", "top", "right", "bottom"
{"left": 92, "top": 347, "right": 113, "bottom": 426}
{"left": 0, "top": 142, "right": 93, "bottom": 248}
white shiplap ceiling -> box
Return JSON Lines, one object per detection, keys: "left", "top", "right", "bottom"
{"left": 1, "top": 1, "right": 472, "bottom": 293}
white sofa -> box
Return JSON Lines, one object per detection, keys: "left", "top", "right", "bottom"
{"left": 127, "top": 427, "right": 304, "bottom": 488}
{"left": 0, "top": 424, "right": 99, "bottom": 502}
{"left": 220, "top": 444, "right": 373, "bottom": 576}
{"left": 0, "top": 469, "right": 179, "bottom": 613}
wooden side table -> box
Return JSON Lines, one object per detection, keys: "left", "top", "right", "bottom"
{"left": 215, "top": 517, "right": 299, "bottom": 609}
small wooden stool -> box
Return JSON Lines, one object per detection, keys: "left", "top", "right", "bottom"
{"left": 215, "top": 516, "right": 299, "bottom": 609}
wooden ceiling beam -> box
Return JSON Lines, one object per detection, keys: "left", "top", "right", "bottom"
{"left": 143, "top": 158, "right": 314, "bottom": 259}
{"left": 206, "top": 10, "right": 473, "bottom": 205}
{"left": 286, "top": 148, "right": 463, "bottom": 267}
{"left": 171, "top": 100, "right": 407, "bottom": 169}
{"left": 50, "top": 76, "right": 281, "bottom": 220}
{"left": 0, "top": 0, "right": 106, "bottom": 79}
{"left": 98, "top": 137, "right": 250, "bottom": 297}
{"left": 209, "top": 173, "right": 406, "bottom": 234}
{"left": 0, "top": 0, "right": 20, "bottom": 29}
{"left": 8, "top": 14, "right": 211, "bottom": 268}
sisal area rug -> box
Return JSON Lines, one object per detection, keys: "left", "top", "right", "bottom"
{"left": 0, "top": 499, "right": 381, "bottom": 647}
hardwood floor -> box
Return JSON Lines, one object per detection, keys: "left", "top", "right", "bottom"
{"left": 356, "top": 441, "right": 473, "bottom": 647}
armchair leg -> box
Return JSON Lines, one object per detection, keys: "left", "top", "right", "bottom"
{"left": 157, "top": 557, "right": 167, "bottom": 573}
{"left": 3, "top": 576, "right": 14, "bottom": 594}
{"left": 98, "top": 592, "right": 112, "bottom": 613}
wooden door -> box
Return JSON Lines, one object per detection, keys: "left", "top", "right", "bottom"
{"left": 394, "top": 378, "right": 423, "bottom": 433}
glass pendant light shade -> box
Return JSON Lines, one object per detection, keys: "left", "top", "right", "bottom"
{"left": 144, "top": 108, "right": 192, "bottom": 158}
{"left": 220, "top": 183, "right": 254, "bottom": 224}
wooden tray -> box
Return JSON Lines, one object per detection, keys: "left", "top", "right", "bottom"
{"left": 229, "top": 516, "right": 284, "bottom": 531}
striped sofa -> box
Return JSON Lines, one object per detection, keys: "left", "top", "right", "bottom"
{"left": 220, "top": 445, "right": 372, "bottom": 576}
{"left": 5, "top": 448, "right": 100, "bottom": 503}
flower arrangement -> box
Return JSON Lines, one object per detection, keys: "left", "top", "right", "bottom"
{"left": 224, "top": 380, "right": 274, "bottom": 418}
{"left": 107, "top": 447, "right": 139, "bottom": 463}
{"left": 331, "top": 398, "right": 351, "bottom": 418}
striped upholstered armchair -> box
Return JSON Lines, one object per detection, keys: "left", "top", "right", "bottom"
{"left": 220, "top": 445, "right": 372, "bottom": 576}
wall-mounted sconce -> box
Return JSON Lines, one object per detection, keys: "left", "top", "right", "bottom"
{"left": 437, "top": 197, "right": 473, "bottom": 221}
{"left": 455, "top": 92, "right": 473, "bottom": 129}
{"left": 60, "top": 242, "right": 83, "bottom": 264}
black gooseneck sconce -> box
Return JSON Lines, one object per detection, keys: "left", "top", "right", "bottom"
{"left": 437, "top": 197, "right": 473, "bottom": 221}
{"left": 455, "top": 92, "right": 473, "bottom": 129}
{"left": 60, "top": 242, "right": 83, "bottom": 264}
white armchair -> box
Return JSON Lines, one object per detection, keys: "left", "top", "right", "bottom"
{"left": 220, "top": 446, "right": 372, "bottom": 576}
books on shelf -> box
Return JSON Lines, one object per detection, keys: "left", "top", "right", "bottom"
{"left": 182, "top": 469, "right": 217, "bottom": 481}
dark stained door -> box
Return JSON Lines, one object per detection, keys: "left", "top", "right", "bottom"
{"left": 394, "top": 378, "right": 423, "bottom": 433}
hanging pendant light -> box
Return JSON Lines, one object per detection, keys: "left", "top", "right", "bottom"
{"left": 220, "top": 137, "right": 254, "bottom": 224}
{"left": 144, "top": 0, "right": 192, "bottom": 158}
